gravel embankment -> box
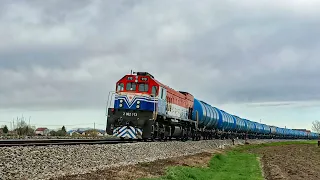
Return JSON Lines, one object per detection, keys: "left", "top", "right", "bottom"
{"left": 0, "top": 139, "right": 295, "bottom": 180}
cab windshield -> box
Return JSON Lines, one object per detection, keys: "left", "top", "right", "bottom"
{"left": 138, "top": 83, "right": 149, "bottom": 92}
{"left": 126, "top": 82, "right": 136, "bottom": 91}
{"left": 117, "top": 82, "right": 156, "bottom": 94}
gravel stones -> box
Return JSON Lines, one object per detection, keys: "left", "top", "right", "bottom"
{"left": 0, "top": 139, "right": 294, "bottom": 180}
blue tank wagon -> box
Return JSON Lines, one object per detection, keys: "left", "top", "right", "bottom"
{"left": 261, "top": 124, "right": 271, "bottom": 138}
{"left": 243, "top": 119, "right": 257, "bottom": 138}
{"left": 216, "top": 109, "right": 236, "bottom": 134}
{"left": 254, "top": 122, "right": 264, "bottom": 136}
{"left": 191, "top": 98, "right": 319, "bottom": 140}
{"left": 232, "top": 115, "right": 247, "bottom": 138}
{"left": 191, "top": 99, "right": 219, "bottom": 128}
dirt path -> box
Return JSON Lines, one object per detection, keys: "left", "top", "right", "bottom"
{"left": 54, "top": 149, "right": 223, "bottom": 180}
{"left": 250, "top": 144, "right": 320, "bottom": 180}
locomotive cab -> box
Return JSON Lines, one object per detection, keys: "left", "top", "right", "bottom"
{"left": 115, "top": 73, "right": 158, "bottom": 97}
{"left": 106, "top": 72, "right": 160, "bottom": 139}
{"left": 114, "top": 72, "right": 159, "bottom": 111}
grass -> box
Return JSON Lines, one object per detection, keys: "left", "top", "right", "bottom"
{"left": 233, "top": 140, "right": 317, "bottom": 152}
{"left": 140, "top": 151, "right": 263, "bottom": 180}
{"left": 140, "top": 140, "right": 317, "bottom": 180}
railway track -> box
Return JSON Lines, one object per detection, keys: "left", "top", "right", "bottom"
{"left": 0, "top": 137, "right": 190, "bottom": 147}
{"left": 0, "top": 138, "right": 138, "bottom": 147}
{"left": 1, "top": 137, "right": 301, "bottom": 147}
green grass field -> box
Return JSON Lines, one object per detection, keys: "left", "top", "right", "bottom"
{"left": 140, "top": 140, "right": 317, "bottom": 180}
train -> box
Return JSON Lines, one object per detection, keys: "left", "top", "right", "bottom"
{"left": 106, "top": 71, "right": 319, "bottom": 141}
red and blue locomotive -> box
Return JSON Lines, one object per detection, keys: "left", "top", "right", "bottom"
{"left": 106, "top": 71, "right": 319, "bottom": 140}
{"left": 106, "top": 71, "right": 195, "bottom": 140}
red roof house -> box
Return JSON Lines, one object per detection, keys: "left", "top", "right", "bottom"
{"left": 35, "top": 127, "right": 49, "bottom": 136}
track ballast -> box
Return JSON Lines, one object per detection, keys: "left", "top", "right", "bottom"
{"left": 0, "top": 138, "right": 138, "bottom": 147}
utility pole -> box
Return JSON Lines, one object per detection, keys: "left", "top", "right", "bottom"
{"left": 94, "top": 122, "right": 95, "bottom": 130}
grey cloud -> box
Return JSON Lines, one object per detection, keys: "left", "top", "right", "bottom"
{"left": 0, "top": 47, "right": 87, "bottom": 69}
{"left": 1, "top": 0, "right": 320, "bottom": 110}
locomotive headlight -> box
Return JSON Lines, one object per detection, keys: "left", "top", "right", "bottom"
{"left": 136, "top": 105, "right": 140, "bottom": 108}
{"left": 119, "top": 104, "right": 123, "bottom": 107}
{"left": 137, "top": 101, "right": 140, "bottom": 104}
{"left": 120, "top": 99, "right": 123, "bottom": 103}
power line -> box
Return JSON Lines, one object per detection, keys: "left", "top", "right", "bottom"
{"left": 0, "top": 121, "right": 11, "bottom": 123}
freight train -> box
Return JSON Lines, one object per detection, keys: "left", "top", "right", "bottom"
{"left": 106, "top": 71, "right": 319, "bottom": 141}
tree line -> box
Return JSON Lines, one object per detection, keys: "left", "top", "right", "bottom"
{"left": 49, "top": 126, "right": 67, "bottom": 136}
{"left": 1, "top": 120, "right": 67, "bottom": 136}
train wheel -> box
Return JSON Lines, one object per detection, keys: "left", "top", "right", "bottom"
{"left": 196, "top": 133, "right": 200, "bottom": 141}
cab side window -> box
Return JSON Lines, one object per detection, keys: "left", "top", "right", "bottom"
{"left": 151, "top": 86, "right": 157, "bottom": 96}
{"left": 160, "top": 88, "right": 164, "bottom": 99}
{"left": 117, "top": 83, "right": 124, "bottom": 91}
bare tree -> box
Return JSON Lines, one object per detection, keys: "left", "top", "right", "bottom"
{"left": 312, "top": 120, "right": 320, "bottom": 133}
{"left": 15, "top": 119, "right": 35, "bottom": 136}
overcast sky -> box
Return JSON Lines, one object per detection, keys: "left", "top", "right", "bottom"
{"left": 1, "top": 0, "right": 320, "bottom": 131}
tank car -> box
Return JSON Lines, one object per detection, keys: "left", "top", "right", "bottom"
{"left": 232, "top": 115, "right": 247, "bottom": 138}
{"left": 190, "top": 100, "right": 246, "bottom": 139}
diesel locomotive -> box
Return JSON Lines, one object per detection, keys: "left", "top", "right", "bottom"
{"left": 106, "top": 71, "right": 319, "bottom": 141}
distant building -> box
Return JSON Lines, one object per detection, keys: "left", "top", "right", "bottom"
{"left": 97, "top": 129, "right": 106, "bottom": 136}
{"left": 35, "top": 128, "right": 50, "bottom": 136}
{"left": 67, "top": 130, "right": 79, "bottom": 136}
{"left": 66, "top": 128, "right": 106, "bottom": 137}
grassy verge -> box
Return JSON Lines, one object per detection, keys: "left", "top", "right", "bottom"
{"left": 140, "top": 140, "right": 317, "bottom": 180}
{"left": 141, "top": 151, "right": 263, "bottom": 180}
{"left": 234, "top": 140, "right": 317, "bottom": 152}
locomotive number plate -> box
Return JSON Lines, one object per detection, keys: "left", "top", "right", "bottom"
{"left": 123, "top": 112, "right": 138, "bottom": 117}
